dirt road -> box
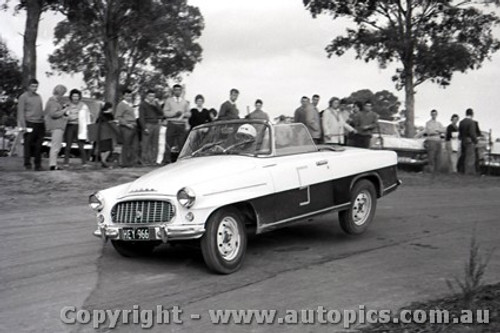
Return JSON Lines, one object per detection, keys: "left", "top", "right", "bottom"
{"left": 1, "top": 158, "right": 499, "bottom": 332}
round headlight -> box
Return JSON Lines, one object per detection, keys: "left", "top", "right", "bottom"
{"left": 177, "top": 187, "right": 196, "bottom": 208}
{"left": 89, "top": 193, "right": 104, "bottom": 211}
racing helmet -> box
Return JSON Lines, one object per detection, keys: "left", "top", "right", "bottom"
{"left": 236, "top": 124, "right": 257, "bottom": 140}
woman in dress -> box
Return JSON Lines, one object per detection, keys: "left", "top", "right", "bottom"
{"left": 64, "top": 89, "right": 91, "bottom": 167}
{"left": 189, "top": 94, "right": 212, "bottom": 129}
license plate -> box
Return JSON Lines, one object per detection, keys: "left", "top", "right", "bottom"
{"left": 122, "top": 228, "right": 150, "bottom": 241}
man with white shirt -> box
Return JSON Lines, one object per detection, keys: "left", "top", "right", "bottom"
{"left": 218, "top": 88, "right": 240, "bottom": 120}
{"left": 162, "top": 84, "right": 190, "bottom": 163}
{"left": 423, "top": 109, "right": 445, "bottom": 173}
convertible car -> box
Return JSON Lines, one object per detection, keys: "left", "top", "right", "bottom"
{"left": 89, "top": 120, "right": 401, "bottom": 274}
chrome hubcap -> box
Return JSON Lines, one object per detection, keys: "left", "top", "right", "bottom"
{"left": 217, "top": 217, "right": 240, "bottom": 261}
{"left": 352, "top": 190, "right": 372, "bottom": 226}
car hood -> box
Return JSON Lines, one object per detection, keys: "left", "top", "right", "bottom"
{"left": 125, "top": 156, "right": 257, "bottom": 196}
{"left": 382, "top": 136, "right": 426, "bottom": 150}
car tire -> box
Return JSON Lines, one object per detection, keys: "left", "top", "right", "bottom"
{"left": 111, "top": 240, "right": 159, "bottom": 257}
{"left": 338, "top": 179, "right": 377, "bottom": 235}
{"left": 201, "top": 207, "right": 247, "bottom": 274}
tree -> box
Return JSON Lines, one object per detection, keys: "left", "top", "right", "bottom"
{"left": 1, "top": 0, "right": 64, "bottom": 87}
{"left": 304, "top": 0, "right": 500, "bottom": 137}
{"left": 0, "top": 37, "right": 23, "bottom": 97}
{"left": 0, "top": 37, "right": 23, "bottom": 125}
{"left": 48, "top": 0, "right": 203, "bottom": 105}
{"left": 344, "top": 88, "right": 400, "bottom": 119}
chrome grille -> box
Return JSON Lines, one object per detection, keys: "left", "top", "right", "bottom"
{"left": 111, "top": 200, "right": 175, "bottom": 224}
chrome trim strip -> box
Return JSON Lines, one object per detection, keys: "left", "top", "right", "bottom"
{"left": 382, "top": 182, "right": 399, "bottom": 194}
{"left": 203, "top": 183, "right": 267, "bottom": 196}
{"left": 299, "top": 186, "right": 310, "bottom": 206}
{"left": 259, "top": 202, "right": 351, "bottom": 232}
{"left": 118, "top": 193, "right": 174, "bottom": 200}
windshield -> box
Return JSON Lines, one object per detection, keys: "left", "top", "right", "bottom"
{"left": 377, "top": 121, "right": 400, "bottom": 136}
{"left": 179, "top": 121, "right": 271, "bottom": 158}
{"left": 274, "top": 124, "right": 317, "bottom": 156}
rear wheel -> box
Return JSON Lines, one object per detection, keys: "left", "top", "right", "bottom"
{"left": 201, "top": 207, "right": 247, "bottom": 274}
{"left": 111, "top": 240, "right": 159, "bottom": 257}
{"left": 339, "top": 180, "right": 377, "bottom": 235}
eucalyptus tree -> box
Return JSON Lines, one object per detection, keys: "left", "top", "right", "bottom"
{"left": 304, "top": 0, "right": 500, "bottom": 136}
{"left": 48, "top": 0, "right": 204, "bottom": 104}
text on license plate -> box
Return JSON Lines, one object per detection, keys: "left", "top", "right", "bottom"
{"left": 122, "top": 228, "right": 150, "bottom": 240}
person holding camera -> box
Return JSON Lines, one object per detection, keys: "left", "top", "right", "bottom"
{"left": 44, "top": 85, "right": 69, "bottom": 170}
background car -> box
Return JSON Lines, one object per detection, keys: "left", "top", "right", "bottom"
{"left": 371, "top": 120, "right": 428, "bottom": 171}
{"left": 480, "top": 139, "right": 500, "bottom": 176}
{"left": 89, "top": 120, "right": 400, "bottom": 274}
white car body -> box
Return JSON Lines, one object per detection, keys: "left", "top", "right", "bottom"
{"left": 90, "top": 120, "right": 400, "bottom": 273}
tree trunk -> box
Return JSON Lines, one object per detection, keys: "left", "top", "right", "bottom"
{"left": 403, "top": 1, "right": 416, "bottom": 138}
{"left": 22, "top": 0, "right": 43, "bottom": 87}
{"left": 404, "top": 71, "right": 416, "bottom": 138}
{"left": 104, "top": 37, "right": 120, "bottom": 108}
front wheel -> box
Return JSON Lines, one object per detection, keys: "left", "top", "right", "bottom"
{"left": 201, "top": 207, "right": 247, "bottom": 274}
{"left": 111, "top": 240, "right": 159, "bottom": 257}
{"left": 338, "top": 180, "right": 377, "bottom": 235}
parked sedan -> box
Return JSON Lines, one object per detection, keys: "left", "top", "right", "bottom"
{"left": 89, "top": 120, "right": 401, "bottom": 274}
{"left": 371, "top": 120, "right": 428, "bottom": 170}
{"left": 480, "top": 140, "right": 500, "bottom": 175}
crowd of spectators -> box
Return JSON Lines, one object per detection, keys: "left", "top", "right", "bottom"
{"left": 13, "top": 80, "right": 486, "bottom": 175}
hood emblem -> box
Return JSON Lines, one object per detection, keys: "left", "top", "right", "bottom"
{"left": 135, "top": 210, "right": 143, "bottom": 219}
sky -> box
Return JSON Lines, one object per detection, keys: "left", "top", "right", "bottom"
{"left": 1, "top": 0, "right": 500, "bottom": 137}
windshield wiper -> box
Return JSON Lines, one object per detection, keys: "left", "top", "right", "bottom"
{"left": 191, "top": 140, "right": 224, "bottom": 157}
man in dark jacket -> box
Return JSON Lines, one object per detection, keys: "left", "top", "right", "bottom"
{"left": 138, "top": 90, "right": 163, "bottom": 165}
{"left": 457, "top": 108, "right": 478, "bottom": 175}
{"left": 218, "top": 88, "right": 240, "bottom": 120}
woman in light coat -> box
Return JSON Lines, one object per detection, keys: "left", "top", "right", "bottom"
{"left": 322, "top": 97, "right": 356, "bottom": 145}
{"left": 44, "top": 84, "right": 68, "bottom": 170}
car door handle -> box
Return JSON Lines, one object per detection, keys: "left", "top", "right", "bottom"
{"left": 316, "top": 160, "right": 328, "bottom": 166}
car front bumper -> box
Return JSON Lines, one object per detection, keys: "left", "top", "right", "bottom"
{"left": 93, "top": 223, "right": 205, "bottom": 243}
{"left": 397, "top": 156, "right": 428, "bottom": 166}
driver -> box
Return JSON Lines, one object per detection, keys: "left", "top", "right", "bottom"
{"left": 230, "top": 124, "right": 257, "bottom": 152}
{"left": 235, "top": 124, "right": 257, "bottom": 141}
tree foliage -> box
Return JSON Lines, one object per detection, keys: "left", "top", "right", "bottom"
{"left": 0, "top": 38, "right": 23, "bottom": 97}
{"left": 0, "top": 37, "right": 23, "bottom": 125}
{"left": 344, "top": 88, "right": 400, "bottom": 119}
{"left": 1, "top": 0, "right": 65, "bottom": 86}
{"left": 48, "top": 0, "right": 204, "bottom": 103}
{"left": 304, "top": 0, "right": 500, "bottom": 136}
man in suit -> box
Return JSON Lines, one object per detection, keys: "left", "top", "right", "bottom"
{"left": 218, "top": 88, "right": 240, "bottom": 120}
{"left": 458, "top": 108, "right": 478, "bottom": 175}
